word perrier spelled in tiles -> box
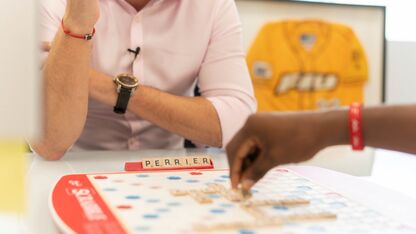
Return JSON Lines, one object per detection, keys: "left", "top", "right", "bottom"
{"left": 125, "top": 155, "right": 214, "bottom": 171}
{"left": 142, "top": 155, "right": 212, "bottom": 169}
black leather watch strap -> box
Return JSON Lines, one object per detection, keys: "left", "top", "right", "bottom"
{"left": 114, "top": 86, "right": 132, "bottom": 114}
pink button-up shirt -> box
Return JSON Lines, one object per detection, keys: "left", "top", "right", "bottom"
{"left": 40, "top": 0, "right": 256, "bottom": 151}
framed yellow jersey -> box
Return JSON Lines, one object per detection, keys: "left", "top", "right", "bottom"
{"left": 247, "top": 20, "right": 368, "bottom": 112}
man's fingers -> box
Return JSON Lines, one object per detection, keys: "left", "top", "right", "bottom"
{"left": 240, "top": 154, "right": 273, "bottom": 191}
{"left": 228, "top": 138, "right": 257, "bottom": 189}
{"left": 41, "top": 42, "right": 51, "bottom": 52}
{"left": 226, "top": 128, "right": 246, "bottom": 187}
{"left": 225, "top": 129, "right": 242, "bottom": 168}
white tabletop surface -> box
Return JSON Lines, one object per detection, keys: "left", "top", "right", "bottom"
{"left": 1, "top": 148, "right": 416, "bottom": 234}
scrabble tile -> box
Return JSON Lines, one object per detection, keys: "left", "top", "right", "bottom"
{"left": 171, "top": 158, "right": 183, "bottom": 167}
{"left": 170, "top": 189, "right": 188, "bottom": 196}
{"left": 152, "top": 158, "right": 163, "bottom": 168}
{"left": 200, "top": 156, "right": 212, "bottom": 165}
{"left": 242, "top": 198, "right": 309, "bottom": 207}
{"left": 142, "top": 159, "right": 155, "bottom": 169}
{"left": 160, "top": 158, "right": 175, "bottom": 167}
{"left": 187, "top": 189, "right": 213, "bottom": 204}
{"left": 284, "top": 212, "right": 337, "bottom": 222}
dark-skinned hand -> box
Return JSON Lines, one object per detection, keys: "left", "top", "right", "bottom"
{"left": 226, "top": 111, "right": 348, "bottom": 191}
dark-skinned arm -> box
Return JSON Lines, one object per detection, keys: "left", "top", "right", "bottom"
{"left": 226, "top": 105, "right": 416, "bottom": 191}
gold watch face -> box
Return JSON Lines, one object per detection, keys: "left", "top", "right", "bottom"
{"left": 115, "top": 74, "right": 139, "bottom": 88}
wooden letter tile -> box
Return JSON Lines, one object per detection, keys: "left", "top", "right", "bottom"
{"left": 170, "top": 189, "right": 189, "bottom": 196}
{"left": 142, "top": 159, "right": 154, "bottom": 169}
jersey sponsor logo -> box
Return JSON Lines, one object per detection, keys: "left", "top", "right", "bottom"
{"left": 299, "top": 33, "right": 317, "bottom": 51}
{"left": 275, "top": 73, "right": 338, "bottom": 95}
{"left": 316, "top": 98, "right": 341, "bottom": 110}
{"left": 252, "top": 61, "right": 273, "bottom": 79}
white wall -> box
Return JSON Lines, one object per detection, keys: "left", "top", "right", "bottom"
{"left": 386, "top": 41, "right": 416, "bottom": 104}
{"left": 0, "top": 1, "right": 39, "bottom": 139}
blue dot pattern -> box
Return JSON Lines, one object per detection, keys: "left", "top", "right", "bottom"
{"left": 167, "top": 202, "right": 181, "bottom": 207}
{"left": 143, "top": 214, "right": 159, "bottom": 219}
{"left": 330, "top": 202, "right": 346, "bottom": 209}
{"left": 146, "top": 199, "right": 160, "bottom": 203}
{"left": 208, "top": 194, "right": 221, "bottom": 199}
{"left": 135, "top": 226, "right": 150, "bottom": 232}
{"left": 156, "top": 208, "right": 170, "bottom": 213}
{"left": 126, "top": 195, "right": 141, "bottom": 200}
{"left": 210, "top": 209, "right": 226, "bottom": 214}
{"left": 220, "top": 175, "right": 230, "bottom": 179}
{"left": 239, "top": 230, "right": 255, "bottom": 234}
{"left": 297, "top": 185, "right": 312, "bottom": 190}
{"left": 214, "top": 179, "right": 226, "bottom": 183}
{"left": 136, "top": 174, "right": 149, "bottom": 178}
{"left": 311, "top": 198, "right": 323, "bottom": 204}
{"left": 220, "top": 203, "right": 235, "bottom": 208}
{"left": 186, "top": 179, "right": 199, "bottom": 183}
{"left": 167, "top": 176, "right": 182, "bottom": 180}
{"left": 273, "top": 206, "right": 289, "bottom": 210}
{"left": 103, "top": 188, "right": 117, "bottom": 192}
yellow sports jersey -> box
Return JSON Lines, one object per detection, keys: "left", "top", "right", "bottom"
{"left": 247, "top": 20, "right": 368, "bottom": 112}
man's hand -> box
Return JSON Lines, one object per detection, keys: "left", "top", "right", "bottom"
{"left": 63, "top": 0, "right": 100, "bottom": 33}
{"left": 226, "top": 111, "right": 348, "bottom": 191}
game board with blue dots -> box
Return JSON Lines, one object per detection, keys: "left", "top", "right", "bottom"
{"left": 51, "top": 168, "right": 416, "bottom": 234}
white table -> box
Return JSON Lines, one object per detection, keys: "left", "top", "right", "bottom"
{"left": 3, "top": 149, "right": 416, "bottom": 234}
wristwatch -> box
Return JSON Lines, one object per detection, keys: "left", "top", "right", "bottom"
{"left": 113, "top": 73, "right": 139, "bottom": 114}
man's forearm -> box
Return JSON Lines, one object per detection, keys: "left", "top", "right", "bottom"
{"left": 132, "top": 87, "right": 223, "bottom": 147}
{"left": 89, "top": 69, "right": 222, "bottom": 147}
{"left": 33, "top": 30, "right": 92, "bottom": 159}
{"left": 320, "top": 105, "right": 416, "bottom": 154}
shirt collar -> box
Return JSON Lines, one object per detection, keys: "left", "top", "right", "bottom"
{"left": 119, "top": 0, "right": 164, "bottom": 7}
{"left": 114, "top": 0, "right": 164, "bottom": 14}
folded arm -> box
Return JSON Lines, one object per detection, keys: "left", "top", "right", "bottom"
{"left": 32, "top": 0, "right": 100, "bottom": 160}
{"left": 89, "top": 70, "right": 224, "bottom": 147}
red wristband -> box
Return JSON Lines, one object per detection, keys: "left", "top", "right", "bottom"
{"left": 348, "top": 102, "right": 364, "bottom": 151}
{"left": 61, "top": 19, "right": 96, "bottom": 41}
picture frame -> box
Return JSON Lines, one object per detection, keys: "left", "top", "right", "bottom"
{"left": 236, "top": 0, "right": 387, "bottom": 104}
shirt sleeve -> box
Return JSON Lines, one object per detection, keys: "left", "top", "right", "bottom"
{"left": 198, "top": 0, "right": 257, "bottom": 148}
{"left": 39, "top": 0, "right": 66, "bottom": 60}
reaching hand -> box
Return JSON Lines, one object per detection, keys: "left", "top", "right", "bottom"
{"left": 226, "top": 111, "right": 347, "bottom": 191}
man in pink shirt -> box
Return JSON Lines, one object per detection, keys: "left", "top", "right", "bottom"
{"left": 33, "top": 0, "right": 256, "bottom": 159}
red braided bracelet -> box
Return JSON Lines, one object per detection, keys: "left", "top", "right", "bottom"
{"left": 349, "top": 102, "right": 364, "bottom": 151}
{"left": 61, "top": 19, "right": 96, "bottom": 41}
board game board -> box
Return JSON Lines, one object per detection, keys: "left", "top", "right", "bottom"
{"left": 50, "top": 167, "right": 415, "bottom": 234}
